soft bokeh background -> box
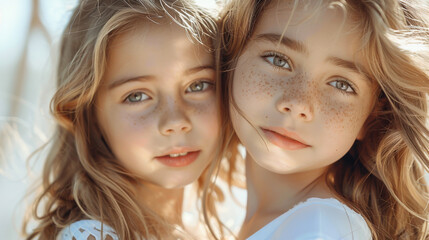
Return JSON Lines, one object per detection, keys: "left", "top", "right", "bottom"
{"left": 0, "top": 1, "right": 78, "bottom": 239}
{"left": 0, "top": 0, "right": 245, "bottom": 239}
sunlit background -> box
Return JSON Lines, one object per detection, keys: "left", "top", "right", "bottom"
{"left": 0, "top": 0, "right": 245, "bottom": 239}
{"left": 0, "top": 1, "right": 78, "bottom": 239}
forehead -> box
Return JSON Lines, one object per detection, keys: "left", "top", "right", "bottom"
{"left": 256, "top": 0, "right": 356, "bottom": 37}
{"left": 108, "top": 19, "right": 210, "bottom": 61}
{"left": 109, "top": 19, "right": 188, "bottom": 50}
{"left": 107, "top": 14, "right": 212, "bottom": 52}
{"left": 255, "top": 1, "right": 370, "bottom": 70}
{"left": 101, "top": 19, "right": 212, "bottom": 85}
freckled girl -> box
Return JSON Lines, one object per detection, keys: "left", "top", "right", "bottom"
{"left": 22, "top": 0, "right": 223, "bottom": 239}
{"left": 219, "top": 0, "right": 429, "bottom": 239}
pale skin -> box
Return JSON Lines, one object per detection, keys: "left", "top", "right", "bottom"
{"left": 230, "top": 1, "right": 378, "bottom": 238}
{"left": 95, "top": 20, "right": 219, "bottom": 234}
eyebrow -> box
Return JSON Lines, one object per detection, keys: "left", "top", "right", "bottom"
{"left": 184, "top": 65, "right": 214, "bottom": 75}
{"left": 326, "top": 56, "right": 371, "bottom": 82}
{"left": 108, "top": 75, "right": 155, "bottom": 90}
{"left": 255, "top": 33, "right": 371, "bottom": 83}
{"left": 254, "top": 33, "right": 308, "bottom": 55}
{"left": 108, "top": 65, "right": 214, "bottom": 90}
{"left": 326, "top": 56, "right": 360, "bottom": 74}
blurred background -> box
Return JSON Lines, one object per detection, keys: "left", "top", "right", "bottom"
{"left": 1, "top": 0, "right": 78, "bottom": 239}
{"left": 0, "top": 0, "right": 245, "bottom": 239}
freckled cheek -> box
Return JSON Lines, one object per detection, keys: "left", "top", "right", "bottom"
{"left": 233, "top": 64, "right": 281, "bottom": 106}
{"left": 318, "top": 95, "right": 367, "bottom": 135}
{"left": 277, "top": 72, "right": 316, "bottom": 105}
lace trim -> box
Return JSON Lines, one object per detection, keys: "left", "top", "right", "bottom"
{"left": 58, "top": 220, "right": 118, "bottom": 240}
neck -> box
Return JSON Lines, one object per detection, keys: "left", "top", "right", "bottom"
{"left": 239, "top": 154, "right": 332, "bottom": 239}
{"left": 135, "top": 181, "right": 185, "bottom": 226}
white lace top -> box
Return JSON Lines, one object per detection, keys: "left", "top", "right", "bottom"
{"left": 247, "top": 198, "right": 372, "bottom": 240}
{"left": 57, "top": 220, "right": 118, "bottom": 240}
{"left": 55, "top": 184, "right": 207, "bottom": 240}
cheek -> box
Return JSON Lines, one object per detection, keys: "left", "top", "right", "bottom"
{"left": 235, "top": 70, "right": 319, "bottom": 107}
{"left": 234, "top": 64, "right": 281, "bottom": 101}
{"left": 106, "top": 108, "right": 156, "bottom": 149}
{"left": 193, "top": 98, "right": 216, "bottom": 116}
{"left": 194, "top": 99, "right": 219, "bottom": 136}
{"left": 318, "top": 92, "right": 369, "bottom": 135}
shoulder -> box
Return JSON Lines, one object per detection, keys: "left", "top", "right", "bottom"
{"left": 249, "top": 198, "right": 372, "bottom": 240}
{"left": 275, "top": 198, "right": 372, "bottom": 239}
{"left": 57, "top": 219, "right": 118, "bottom": 240}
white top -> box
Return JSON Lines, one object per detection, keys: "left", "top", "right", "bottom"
{"left": 57, "top": 219, "right": 118, "bottom": 240}
{"left": 247, "top": 198, "right": 372, "bottom": 240}
{"left": 56, "top": 184, "right": 204, "bottom": 240}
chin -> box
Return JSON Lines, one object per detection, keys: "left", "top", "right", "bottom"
{"left": 161, "top": 182, "right": 190, "bottom": 189}
{"left": 159, "top": 175, "right": 198, "bottom": 189}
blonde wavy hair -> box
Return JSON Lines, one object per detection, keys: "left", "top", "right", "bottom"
{"left": 220, "top": 0, "right": 429, "bottom": 239}
{"left": 22, "top": 0, "right": 223, "bottom": 239}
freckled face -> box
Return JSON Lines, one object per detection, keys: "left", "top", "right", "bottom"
{"left": 231, "top": 1, "right": 377, "bottom": 174}
{"left": 95, "top": 21, "right": 219, "bottom": 188}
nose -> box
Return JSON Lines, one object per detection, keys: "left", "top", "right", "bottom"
{"left": 276, "top": 96, "right": 313, "bottom": 121}
{"left": 158, "top": 99, "right": 192, "bottom": 135}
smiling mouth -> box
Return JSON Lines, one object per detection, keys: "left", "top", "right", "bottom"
{"left": 168, "top": 152, "right": 189, "bottom": 157}
{"left": 155, "top": 150, "right": 201, "bottom": 167}
{"left": 261, "top": 128, "right": 310, "bottom": 150}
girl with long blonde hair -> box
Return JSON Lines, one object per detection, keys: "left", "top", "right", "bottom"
{"left": 219, "top": 0, "right": 429, "bottom": 239}
{"left": 22, "top": 0, "right": 224, "bottom": 239}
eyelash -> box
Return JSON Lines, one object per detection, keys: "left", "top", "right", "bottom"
{"left": 261, "top": 51, "right": 293, "bottom": 71}
{"left": 185, "top": 80, "right": 215, "bottom": 93}
{"left": 124, "top": 91, "right": 150, "bottom": 104}
{"left": 261, "top": 51, "right": 358, "bottom": 95}
{"left": 122, "top": 80, "right": 214, "bottom": 105}
{"left": 328, "top": 78, "right": 356, "bottom": 94}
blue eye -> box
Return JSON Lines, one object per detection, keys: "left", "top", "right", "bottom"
{"left": 328, "top": 80, "right": 355, "bottom": 93}
{"left": 262, "top": 52, "right": 292, "bottom": 71}
{"left": 125, "top": 92, "right": 150, "bottom": 103}
{"left": 186, "top": 81, "right": 214, "bottom": 93}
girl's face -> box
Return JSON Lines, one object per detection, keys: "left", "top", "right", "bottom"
{"left": 95, "top": 20, "right": 219, "bottom": 188}
{"left": 231, "top": 0, "right": 377, "bottom": 174}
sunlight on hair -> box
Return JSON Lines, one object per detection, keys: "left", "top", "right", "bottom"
{"left": 402, "top": 42, "right": 428, "bottom": 52}
{"left": 193, "top": 0, "right": 222, "bottom": 15}
{"left": 194, "top": 0, "right": 219, "bottom": 9}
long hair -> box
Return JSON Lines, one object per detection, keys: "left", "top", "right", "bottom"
{"left": 220, "top": 0, "right": 429, "bottom": 239}
{"left": 22, "top": 0, "right": 219, "bottom": 239}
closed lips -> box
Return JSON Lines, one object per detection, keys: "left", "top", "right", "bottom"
{"left": 261, "top": 127, "right": 310, "bottom": 150}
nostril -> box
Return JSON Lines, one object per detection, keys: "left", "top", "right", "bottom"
{"left": 285, "top": 107, "right": 291, "bottom": 112}
{"left": 299, "top": 113, "right": 306, "bottom": 118}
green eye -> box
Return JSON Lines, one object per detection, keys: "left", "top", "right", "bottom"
{"left": 125, "top": 92, "right": 149, "bottom": 103}
{"left": 262, "top": 52, "right": 292, "bottom": 71}
{"left": 273, "top": 56, "right": 288, "bottom": 67}
{"left": 186, "top": 81, "right": 213, "bottom": 93}
{"left": 328, "top": 80, "right": 355, "bottom": 93}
